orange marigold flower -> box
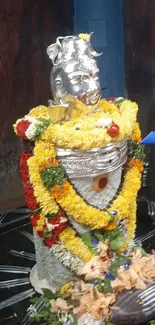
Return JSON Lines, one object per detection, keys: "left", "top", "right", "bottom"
{"left": 39, "top": 158, "right": 59, "bottom": 171}
{"left": 104, "top": 223, "right": 117, "bottom": 231}
{"left": 128, "top": 158, "right": 144, "bottom": 172}
{"left": 51, "top": 181, "right": 70, "bottom": 199}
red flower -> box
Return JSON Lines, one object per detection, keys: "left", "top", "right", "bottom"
{"left": 21, "top": 172, "right": 29, "bottom": 182}
{"left": 46, "top": 235, "right": 57, "bottom": 248}
{"left": 37, "top": 230, "right": 44, "bottom": 238}
{"left": 20, "top": 151, "right": 32, "bottom": 161}
{"left": 58, "top": 209, "right": 65, "bottom": 217}
{"left": 48, "top": 216, "right": 60, "bottom": 225}
{"left": 16, "top": 120, "right": 30, "bottom": 139}
{"left": 31, "top": 214, "right": 40, "bottom": 227}
{"left": 27, "top": 197, "right": 39, "bottom": 210}
{"left": 19, "top": 152, "right": 31, "bottom": 174}
{"left": 53, "top": 222, "right": 67, "bottom": 235}
{"left": 106, "top": 97, "right": 116, "bottom": 102}
{"left": 19, "top": 151, "right": 39, "bottom": 211}
{"left": 107, "top": 122, "right": 120, "bottom": 138}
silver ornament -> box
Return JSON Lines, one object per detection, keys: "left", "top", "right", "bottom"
{"left": 47, "top": 34, "right": 102, "bottom": 107}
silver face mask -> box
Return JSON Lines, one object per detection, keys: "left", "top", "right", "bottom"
{"left": 47, "top": 35, "right": 102, "bottom": 107}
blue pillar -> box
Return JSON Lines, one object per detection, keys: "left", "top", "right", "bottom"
{"left": 74, "top": 0, "right": 125, "bottom": 97}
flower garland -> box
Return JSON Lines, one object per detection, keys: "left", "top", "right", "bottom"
{"left": 19, "top": 151, "right": 45, "bottom": 231}
{"left": 41, "top": 101, "right": 137, "bottom": 150}
{"left": 26, "top": 141, "right": 142, "bottom": 258}
{"left": 14, "top": 115, "right": 50, "bottom": 141}
{"left": 14, "top": 99, "right": 138, "bottom": 150}
{"left": 19, "top": 151, "right": 38, "bottom": 211}
{"left": 15, "top": 99, "right": 143, "bottom": 263}
{"left": 27, "top": 156, "right": 59, "bottom": 215}
{"left": 39, "top": 152, "right": 141, "bottom": 231}
{"left": 59, "top": 228, "right": 94, "bottom": 262}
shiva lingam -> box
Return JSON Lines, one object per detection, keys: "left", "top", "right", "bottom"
{"left": 14, "top": 34, "right": 155, "bottom": 325}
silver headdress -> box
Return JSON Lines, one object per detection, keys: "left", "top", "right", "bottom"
{"left": 47, "top": 34, "right": 102, "bottom": 106}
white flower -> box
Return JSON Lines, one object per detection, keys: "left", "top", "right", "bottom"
{"left": 25, "top": 123, "right": 37, "bottom": 140}
{"left": 25, "top": 116, "right": 38, "bottom": 123}
{"left": 24, "top": 116, "right": 43, "bottom": 139}
{"left": 60, "top": 217, "right": 67, "bottom": 223}
{"left": 96, "top": 118, "right": 112, "bottom": 128}
{"left": 45, "top": 218, "right": 59, "bottom": 231}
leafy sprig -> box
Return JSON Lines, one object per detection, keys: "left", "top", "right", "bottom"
{"left": 41, "top": 165, "right": 65, "bottom": 190}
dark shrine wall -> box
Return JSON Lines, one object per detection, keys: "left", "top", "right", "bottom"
{"left": 0, "top": 0, "right": 73, "bottom": 212}
{"left": 123, "top": 0, "right": 155, "bottom": 137}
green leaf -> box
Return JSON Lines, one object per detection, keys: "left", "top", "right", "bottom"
{"left": 129, "top": 142, "right": 145, "bottom": 160}
{"left": 41, "top": 165, "right": 65, "bottom": 190}
{"left": 42, "top": 288, "right": 58, "bottom": 300}
{"left": 46, "top": 213, "right": 57, "bottom": 219}
{"left": 103, "top": 228, "right": 120, "bottom": 241}
{"left": 94, "top": 230, "right": 105, "bottom": 242}
{"left": 133, "top": 246, "right": 148, "bottom": 256}
{"left": 80, "top": 233, "right": 97, "bottom": 252}
{"left": 103, "top": 278, "right": 113, "bottom": 294}
{"left": 30, "top": 297, "right": 41, "bottom": 304}
{"left": 106, "top": 321, "right": 117, "bottom": 325}
{"left": 97, "top": 278, "right": 103, "bottom": 289}
{"left": 110, "top": 236, "right": 126, "bottom": 251}
{"left": 35, "top": 119, "right": 50, "bottom": 139}
{"left": 44, "top": 231, "right": 53, "bottom": 239}
{"left": 29, "top": 207, "right": 42, "bottom": 216}
{"left": 108, "top": 255, "right": 131, "bottom": 277}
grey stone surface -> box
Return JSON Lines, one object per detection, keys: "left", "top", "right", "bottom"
{"left": 34, "top": 231, "right": 75, "bottom": 290}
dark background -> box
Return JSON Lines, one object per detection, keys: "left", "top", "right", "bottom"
{"left": 123, "top": 0, "right": 155, "bottom": 138}
{"left": 0, "top": 0, "right": 73, "bottom": 213}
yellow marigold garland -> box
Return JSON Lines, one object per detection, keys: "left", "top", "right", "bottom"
{"left": 109, "top": 166, "right": 141, "bottom": 222}
{"left": 19, "top": 99, "right": 143, "bottom": 260}
{"left": 59, "top": 228, "right": 94, "bottom": 262}
{"left": 53, "top": 166, "right": 141, "bottom": 230}
{"left": 29, "top": 105, "right": 50, "bottom": 119}
{"left": 131, "top": 122, "right": 142, "bottom": 142}
{"left": 33, "top": 140, "right": 56, "bottom": 166}
{"left": 27, "top": 132, "right": 142, "bottom": 259}
{"left": 27, "top": 156, "right": 59, "bottom": 216}
{"left": 35, "top": 214, "right": 46, "bottom": 231}
{"left": 54, "top": 182, "right": 110, "bottom": 228}
{"left": 28, "top": 138, "right": 141, "bottom": 233}
{"left": 40, "top": 100, "right": 138, "bottom": 150}
{"left": 128, "top": 158, "right": 144, "bottom": 173}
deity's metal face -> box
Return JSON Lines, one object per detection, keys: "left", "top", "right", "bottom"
{"left": 47, "top": 35, "right": 102, "bottom": 106}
